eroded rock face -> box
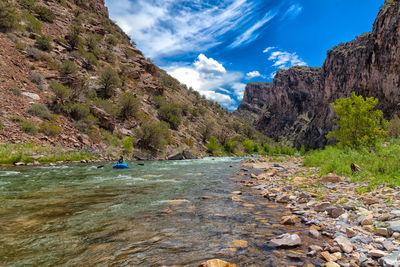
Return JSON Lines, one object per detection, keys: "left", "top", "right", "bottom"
{"left": 235, "top": 3, "right": 400, "bottom": 148}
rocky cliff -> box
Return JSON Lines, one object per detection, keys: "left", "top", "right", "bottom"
{"left": 236, "top": 1, "right": 400, "bottom": 148}
{"left": 0, "top": 0, "right": 260, "bottom": 159}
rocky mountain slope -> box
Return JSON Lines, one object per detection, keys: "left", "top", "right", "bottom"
{"left": 235, "top": 0, "right": 400, "bottom": 148}
{"left": 0, "top": 0, "right": 261, "bottom": 159}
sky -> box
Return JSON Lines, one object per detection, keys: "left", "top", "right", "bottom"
{"left": 105, "top": 0, "right": 383, "bottom": 111}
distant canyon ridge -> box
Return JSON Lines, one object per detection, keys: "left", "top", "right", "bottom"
{"left": 235, "top": 1, "right": 400, "bottom": 149}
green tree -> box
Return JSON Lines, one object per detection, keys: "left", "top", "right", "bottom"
{"left": 388, "top": 114, "right": 400, "bottom": 139}
{"left": 206, "top": 137, "right": 220, "bottom": 154}
{"left": 118, "top": 93, "right": 140, "bottom": 120}
{"left": 242, "top": 139, "right": 257, "bottom": 154}
{"left": 158, "top": 104, "right": 182, "bottom": 130}
{"left": 262, "top": 143, "right": 272, "bottom": 155}
{"left": 326, "top": 92, "right": 387, "bottom": 148}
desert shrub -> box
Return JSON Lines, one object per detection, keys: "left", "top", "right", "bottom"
{"left": 206, "top": 137, "right": 220, "bottom": 154}
{"left": 82, "top": 51, "right": 98, "bottom": 70}
{"left": 183, "top": 137, "right": 194, "bottom": 147}
{"left": 35, "top": 35, "right": 52, "bottom": 51}
{"left": 40, "top": 121, "right": 61, "bottom": 137}
{"left": 73, "top": 120, "right": 92, "bottom": 134}
{"left": 104, "top": 50, "right": 116, "bottom": 64}
{"left": 159, "top": 73, "right": 181, "bottom": 91}
{"left": 23, "top": 11, "right": 42, "bottom": 34}
{"left": 10, "top": 115, "right": 25, "bottom": 122}
{"left": 0, "top": 2, "right": 19, "bottom": 33}
{"left": 153, "top": 95, "right": 167, "bottom": 108}
{"left": 33, "top": 5, "right": 56, "bottom": 23}
{"left": 86, "top": 34, "right": 101, "bottom": 52}
{"left": 26, "top": 46, "right": 42, "bottom": 60}
{"left": 69, "top": 103, "right": 90, "bottom": 120}
{"left": 118, "top": 93, "right": 140, "bottom": 120}
{"left": 92, "top": 97, "right": 115, "bottom": 116}
{"left": 60, "top": 60, "right": 78, "bottom": 75}
{"left": 18, "top": 0, "right": 36, "bottom": 10}
{"left": 327, "top": 92, "right": 387, "bottom": 148}
{"left": 388, "top": 114, "right": 400, "bottom": 139}
{"left": 20, "top": 121, "right": 38, "bottom": 135}
{"left": 158, "top": 104, "right": 182, "bottom": 130}
{"left": 66, "top": 24, "right": 83, "bottom": 50}
{"left": 0, "top": 120, "right": 3, "bottom": 133}
{"left": 49, "top": 81, "right": 71, "bottom": 103}
{"left": 11, "top": 88, "right": 21, "bottom": 96}
{"left": 99, "top": 67, "right": 120, "bottom": 98}
{"left": 137, "top": 122, "right": 170, "bottom": 150}
{"left": 30, "top": 72, "right": 45, "bottom": 85}
{"left": 106, "top": 35, "right": 118, "bottom": 46}
{"left": 28, "top": 103, "right": 52, "bottom": 120}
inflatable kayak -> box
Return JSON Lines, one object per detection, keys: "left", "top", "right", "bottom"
{"left": 113, "top": 163, "right": 130, "bottom": 169}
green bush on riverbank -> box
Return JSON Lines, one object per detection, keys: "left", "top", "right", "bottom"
{"left": 304, "top": 140, "right": 400, "bottom": 187}
{"left": 0, "top": 143, "right": 95, "bottom": 164}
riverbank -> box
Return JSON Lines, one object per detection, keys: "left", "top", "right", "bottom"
{"left": 239, "top": 156, "right": 400, "bottom": 267}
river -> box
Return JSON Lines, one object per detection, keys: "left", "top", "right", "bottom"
{"left": 0, "top": 157, "right": 323, "bottom": 266}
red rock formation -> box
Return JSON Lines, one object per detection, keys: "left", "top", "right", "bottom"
{"left": 236, "top": 2, "right": 400, "bottom": 148}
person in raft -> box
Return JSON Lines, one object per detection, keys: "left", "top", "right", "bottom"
{"left": 118, "top": 155, "right": 125, "bottom": 164}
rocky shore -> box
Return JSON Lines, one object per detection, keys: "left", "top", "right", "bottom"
{"left": 234, "top": 156, "right": 400, "bottom": 267}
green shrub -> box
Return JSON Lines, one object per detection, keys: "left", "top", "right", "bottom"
{"left": 388, "top": 114, "right": 400, "bottom": 139}
{"left": 153, "top": 95, "right": 167, "bottom": 108}
{"left": 99, "top": 67, "right": 120, "bottom": 98}
{"left": 20, "top": 121, "right": 38, "bottom": 135}
{"left": 86, "top": 34, "right": 101, "bottom": 52}
{"left": 23, "top": 11, "right": 42, "bottom": 34}
{"left": 104, "top": 50, "right": 116, "bottom": 64}
{"left": 300, "top": 145, "right": 306, "bottom": 156}
{"left": 33, "top": 5, "right": 56, "bottom": 23}
{"left": 122, "top": 136, "right": 134, "bottom": 154}
{"left": 10, "top": 115, "right": 25, "bottom": 122}
{"left": 242, "top": 139, "right": 258, "bottom": 154}
{"left": 0, "top": 2, "right": 19, "bottom": 33}
{"left": 11, "top": 88, "right": 21, "bottom": 96}
{"left": 49, "top": 81, "right": 71, "bottom": 103}
{"left": 159, "top": 73, "right": 181, "bottom": 91}
{"left": 106, "top": 35, "right": 118, "bottom": 46}
{"left": 66, "top": 24, "right": 82, "bottom": 50}
{"left": 40, "top": 121, "right": 62, "bottom": 137}
{"left": 28, "top": 103, "right": 52, "bottom": 120}
{"left": 206, "top": 137, "right": 220, "bottom": 154}
{"left": 223, "top": 139, "right": 237, "bottom": 154}
{"left": 137, "top": 122, "right": 170, "bottom": 150}
{"left": 118, "top": 93, "right": 140, "bottom": 120}
{"left": 60, "top": 60, "right": 78, "bottom": 75}
{"left": 327, "top": 92, "right": 387, "bottom": 148}
{"left": 69, "top": 103, "right": 90, "bottom": 120}
{"left": 73, "top": 120, "right": 92, "bottom": 134}
{"left": 273, "top": 145, "right": 281, "bottom": 155}
{"left": 18, "top": 0, "right": 36, "bottom": 10}
{"left": 35, "top": 35, "right": 52, "bottom": 51}
{"left": 0, "top": 119, "right": 3, "bottom": 133}
{"left": 158, "top": 104, "right": 182, "bottom": 130}
{"left": 262, "top": 143, "right": 272, "bottom": 155}
{"left": 30, "top": 72, "right": 45, "bottom": 86}
{"left": 82, "top": 51, "right": 98, "bottom": 70}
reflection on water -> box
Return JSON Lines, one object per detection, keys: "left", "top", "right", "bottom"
{"left": 0, "top": 157, "right": 323, "bottom": 266}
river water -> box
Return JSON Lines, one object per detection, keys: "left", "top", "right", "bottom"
{"left": 0, "top": 157, "right": 323, "bottom": 266}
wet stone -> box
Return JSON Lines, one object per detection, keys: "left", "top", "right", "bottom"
{"left": 269, "top": 233, "right": 302, "bottom": 248}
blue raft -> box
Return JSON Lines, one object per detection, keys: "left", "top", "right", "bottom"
{"left": 113, "top": 162, "right": 130, "bottom": 169}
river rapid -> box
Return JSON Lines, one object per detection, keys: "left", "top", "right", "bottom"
{"left": 0, "top": 157, "right": 323, "bottom": 266}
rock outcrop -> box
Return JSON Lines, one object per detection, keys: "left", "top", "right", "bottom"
{"left": 236, "top": 2, "right": 400, "bottom": 148}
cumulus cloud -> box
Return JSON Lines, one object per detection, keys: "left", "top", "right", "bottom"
{"left": 268, "top": 51, "right": 307, "bottom": 69}
{"left": 167, "top": 54, "right": 245, "bottom": 109}
{"left": 246, "top": 70, "right": 263, "bottom": 79}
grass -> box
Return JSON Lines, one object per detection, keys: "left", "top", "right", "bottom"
{"left": 304, "top": 139, "right": 400, "bottom": 187}
{"left": 0, "top": 143, "right": 97, "bottom": 164}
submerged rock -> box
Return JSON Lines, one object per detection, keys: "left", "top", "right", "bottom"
{"left": 269, "top": 233, "right": 302, "bottom": 247}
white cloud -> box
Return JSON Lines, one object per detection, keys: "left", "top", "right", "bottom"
{"left": 281, "top": 4, "right": 303, "bottom": 20}
{"left": 229, "top": 11, "right": 276, "bottom": 48}
{"left": 167, "top": 54, "right": 245, "bottom": 109}
{"left": 263, "top": 46, "right": 276, "bottom": 53}
{"left": 268, "top": 51, "right": 307, "bottom": 69}
{"left": 106, "top": 0, "right": 264, "bottom": 59}
{"left": 246, "top": 70, "right": 262, "bottom": 79}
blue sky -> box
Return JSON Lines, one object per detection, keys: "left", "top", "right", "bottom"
{"left": 105, "top": 0, "right": 383, "bottom": 110}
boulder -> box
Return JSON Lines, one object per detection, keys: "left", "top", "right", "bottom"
{"left": 197, "top": 259, "right": 237, "bottom": 267}
{"left": 379, "top": 248, "right": 400, "bottom": 267}
{"left": 134, "top": 150, "right": 148, "bottom": 161}
{"left": 269, "top": 233, "right": 302, "bottom": 247}
{"left": 314, "top": 202, "right": 331, "bottom": 212}
{"left": 182, "top": 150, "right": 197, "bottom": 159}
{"left": 22, "top": 92, "right": 40, "bottom": 100}
{"left": 167, "top": 152, "right": 184, "bottom": 160}
{"left": 335, "top": 235, "right": 354, "bottom": 253}
{"left": 320, "top": 173, "right": 347, "bottom": 183}
{"left": 89, "top": 105, "right": 115, "bottom": 131}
